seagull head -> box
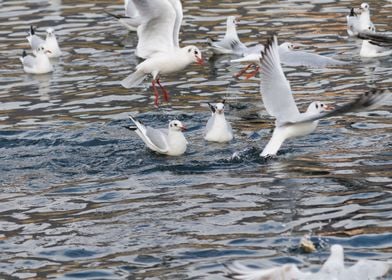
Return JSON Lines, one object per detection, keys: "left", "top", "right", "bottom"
{"left": 307, "top": 101, "right": 335, "bottom": 114}
{"left": 185, "top": 46, "right": 204, "bottom": 65}
{"left": 280, "top": 42, "right": 299, "bottom": 51}
{"left": 46, "top": 27, "right": 55, "bottom": 37}
{"left": 215, "top": 102, "right": 225, "bottom": 114}
{"left": 36, "top": 46, "right": 52, "bottom": 55}
{"left": 360, "top": 2, "right": 370, "bottom": 12}
{"left": 227, "top": 16, "right": 239, "bottom": 27}
{"left": 365, "top": 24, "right": 376, "bottom": 33}
{"left": 169, "top": 120, "right": 186, "bottom": 132}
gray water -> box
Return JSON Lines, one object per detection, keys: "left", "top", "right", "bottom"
{"left": 0, "top": 0, "right": 392, "bottom": 279}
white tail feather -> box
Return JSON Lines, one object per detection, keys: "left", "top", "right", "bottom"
{"left": 121, "top": 70, "right": 146, "bottom": 89}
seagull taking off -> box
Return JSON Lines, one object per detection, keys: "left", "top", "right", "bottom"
{"left": 258, "top": 34, "right": 391, "bottom": 157}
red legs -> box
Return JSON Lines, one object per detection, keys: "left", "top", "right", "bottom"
{"left": 151, "top": 79, "right": 160, "bottom": 107}
{"left": 234, "top": 63, "right": 260, "bottom": 79}
{"left": 151, "top": 78, "right": 170, "bottom": 106}
{"left": 156, "top": 78, "right": 170, "bottom": 102}
{"left": 234, "top": 63, "right": 254, "bottom": 78}
{"left": 244, "top": 66, "right": 260, "bottom": 79}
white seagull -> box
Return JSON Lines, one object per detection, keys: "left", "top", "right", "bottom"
{"left": 208, "top": 16, "right": 262, "bottom": 56}
{"left": 121, "top": 45, "right": 203, "bottom": 106}
{"left": 346, "top": 3, "right": 374, "bottom": 36}
{"left": 204, "top": 100, "right": 233, "bottom": 143}
{"left": 127, "top": 116, "right": 188, "bottom": 156}
{"left": 358, "top": 25, "right": 392, "bottom": 57}
{"left": 20, "top": 47, "right": 53, "bottom": 74}
{"left": 26, "top": 26, "right": 62, "bottom": 58}
{"left": 258, "top": 34, "right": 391, "bottom": 157}
{"left": 227, "top": 244, "right": 391, "bottom": 280}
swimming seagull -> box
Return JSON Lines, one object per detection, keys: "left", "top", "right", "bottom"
{"left": 120, "top": 45, "right": 203, "bottom": 106}
{"left": 358, "top": 24, "right": 392, "bottom": 57}
{"left": 208, "top": 16, "right": 260, "bottom": 56}
{"left": 258, "top": 34, "right": 391, "bottom": 157}
{"left": 26, "top": 26, "right": 62, "bottom": 58}
{"left": 20, "top": 47, "right": 53, "bottom": 74}
{"left": 227, "top": 244, "right": 391, "bottom": 280}
{"left": 346, "top": 3, "right": 374, "bottom": 36}
{"left": 126, "top": 116, "right": 188, "bottom": 156}
{"left": 204, "top": 100, "right": 233, "bottom": 143}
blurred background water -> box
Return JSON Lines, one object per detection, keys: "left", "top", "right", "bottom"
{"left": 0, "top": 0, "right": 391, "bottom": 279}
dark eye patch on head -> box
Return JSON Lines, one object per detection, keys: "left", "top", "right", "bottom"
{"left": 315, "top": 104, "right": 319, "bottom": 109}
{"left": 188, "top": 48, "right": 191, "bottom": 53}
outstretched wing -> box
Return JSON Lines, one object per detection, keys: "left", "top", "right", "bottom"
{"left": 259, "top": 34, "right": 300, "bottom": 123}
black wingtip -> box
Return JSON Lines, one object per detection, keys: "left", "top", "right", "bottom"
{"left": 221, "top": 99, "right": 226, "bottom": 104}
{"left": 124, "top": 125, "right": 137, "bottom": 131}
{"left": 22, "top": 50, "right": 27, "bottom": 57}
{"left": 349, "top": 8, "right": 357, "bottom": 17}
{"left": 207, "top": 102, "right": 216, "bottom": 113}
{"left": 30, "top": 25, "right": 35, "bottom": 35}
{"left": 105, "top": 10, "right": 122, "bottom": 19}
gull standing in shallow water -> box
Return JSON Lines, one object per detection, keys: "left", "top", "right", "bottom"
{"left": 204, "top": 100, "right": 233, "bottom": 143}
{"left": 120, "top": 0, "right": 203, "bottom": 106}
{"left": 258, "top": 34, "right": 391, "bottom": 158}
{"left": 227, "top": 244, "right": 391, "bottom": 280}
{"left": 20, "top": 47, "right": 53, "bottom": 74}
{"left": 126, "top": 116, "right": 188, "bottom": 156}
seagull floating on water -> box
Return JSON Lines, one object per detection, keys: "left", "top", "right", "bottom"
{"left": 227, "top": 244, "right": 391, "bottom": 280}
{"left": 127, "top": 115, "right": 188, "bottom": 156}
{"left": 204, "top": 100, "right": 233, "bottom": 143}
{"left": 346, "top": 3, "right": 374, "bottom": 36}
{"left": 258, "top": 34, "right": 391, "bottom": 157}
{"left": 20, "top": 47, "right": 53, "bottom": 74}
{"left": 27, "top": 26, "right": 61, "bottom": 58}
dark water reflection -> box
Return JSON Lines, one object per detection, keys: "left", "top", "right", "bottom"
{"left": 0, "top": 0, "right": 392, "bottom": 279}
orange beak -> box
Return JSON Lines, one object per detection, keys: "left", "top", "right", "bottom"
{"left": 324, "top": 104, "right": 335, "bottom": 111}
{"left": 45, "top": 50, "right": 52, "bottom": 54}
{"left": 196, "top": 57, "right": 204, "bottom": 65}
{"left": 180, "top": 125, "right": 187, "bottom": 131}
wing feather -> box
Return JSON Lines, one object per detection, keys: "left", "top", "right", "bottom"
{"left": 259, "top": 35, "right": 300, "bottom": 123}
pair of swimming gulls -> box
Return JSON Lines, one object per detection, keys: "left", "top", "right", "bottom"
{"left": 128, "top": 34, "right": 390, "bottom": 158}
{"left": 227, "top": 244, "right": 391, "bottom": 280}
{"left": 128, "top": 100, "right": 233, "bottom": 156}
{"left": 19, "top": 26, "right": 61, "bottom": 74}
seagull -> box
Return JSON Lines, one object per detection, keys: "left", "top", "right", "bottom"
{"left": 358, "top": 24, "right": 392, "bottom": 57}
{"left": 204, "top": 100, "right": 233, "bottom": 143}
{"left": 20, "top": 47, "right": 53, "bottom": 74}
{"left": 120, "top": 45, "right": 203, "bottom": 106}
{"left": 208, "top": 16, "right": 260, "bottom": 56}
{"left": 227, "top": 244, "right": 391, "bottom": 280}
{"left": 26, "top": 26, "right": 62, "bottom": 58}
{"left": 258, "top": 34, "right": 391, "bottom": 157}
{"left": 346, "top": 3, "right": 374, "bottom": 36}
{"left": 232, "top": 42, "right": 347, "bottom": 79}
{"left": 357, "top": 31, "right": 392, "bottom": 46}
{"left": 126, "top": 115, "right": 188, "bottom": 156}
{"left": 105, "top": 0, "right": 139, "bottom": 32}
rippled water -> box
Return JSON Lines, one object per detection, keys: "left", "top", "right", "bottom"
{"left": 1, "top": 0, "right": 392, "bottom": 279}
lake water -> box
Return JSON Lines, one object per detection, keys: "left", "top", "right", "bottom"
{"left": 0, "top": 0, "right": 391, "bottom": 279}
